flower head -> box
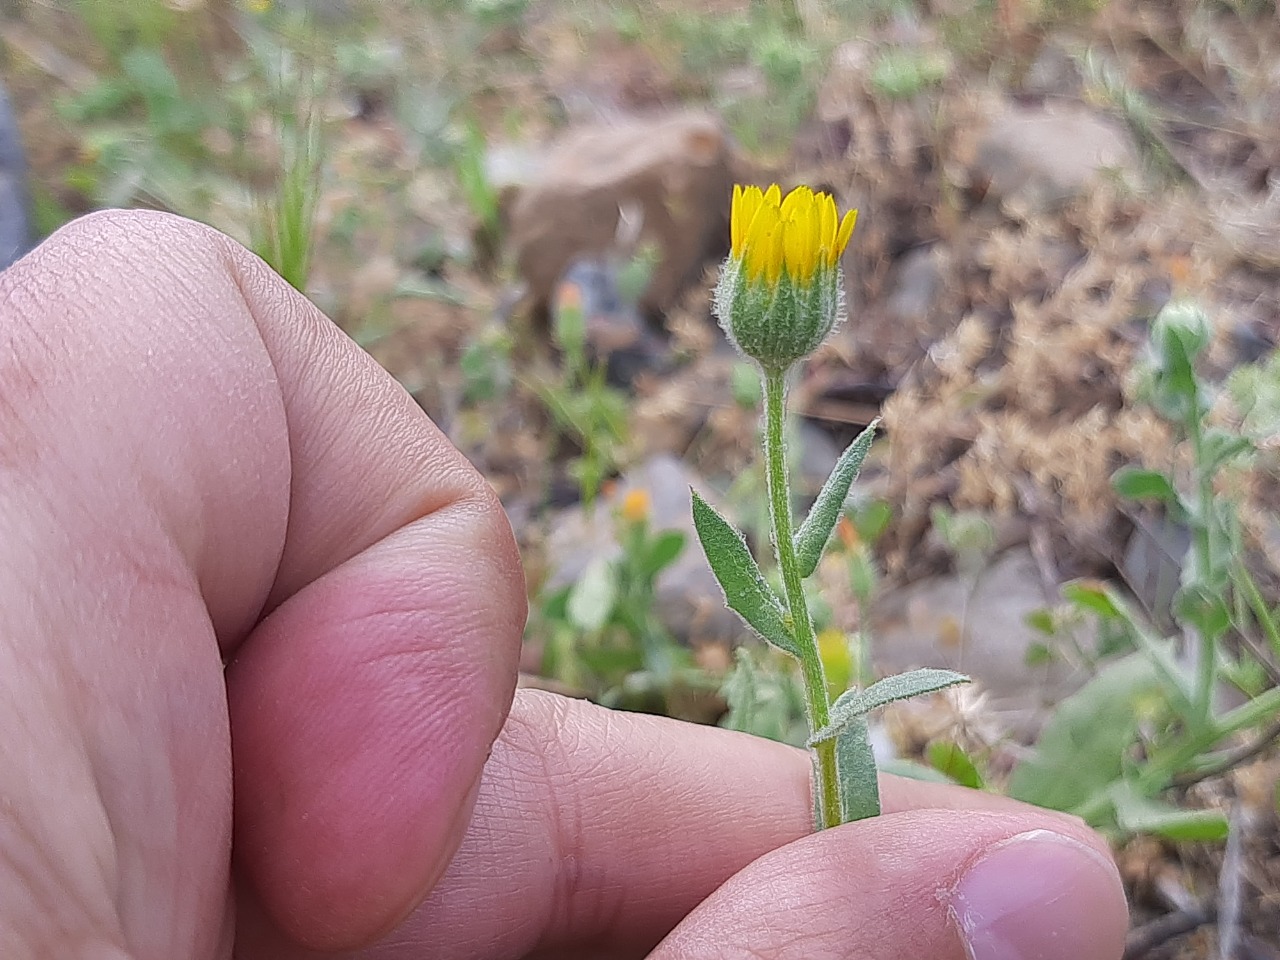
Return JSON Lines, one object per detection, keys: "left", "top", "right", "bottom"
{"left": 715, "top": 184, "right": 857, "bottom": 372}
{"left": 620, "top": 488, "right": 651, "bottom": 524}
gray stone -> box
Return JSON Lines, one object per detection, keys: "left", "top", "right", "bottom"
{"left": 869, "top": 547, "right": 1089, "bottom": 725}
{"left": 792, "top": 420, "right": 842, "bottom": 503}
{"left": 508, "top": 111, "right": 739, "bottom": 324}
{"left": 886, "top": 244, "right": 946, "bottom": 329}
{"left": 1120, "top": 515, "right": 1190, "bottom": 623}
{"left": 1021, "top": 40, "right": 1083, "bottom": 99}
{"left": 974, "top": 101, "right": 1140, "bottom": 213}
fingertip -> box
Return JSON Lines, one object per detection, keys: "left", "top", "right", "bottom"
{"left": 948, "top": 828, "right": 1127, "bottom": 960}
{"left": 650, "top": 809, "right": 1127, "bottom": 960}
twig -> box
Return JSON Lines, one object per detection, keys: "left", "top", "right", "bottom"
{"left": 1172, "top": 715, "right": 1280, "bottom": 789}
{"left": 1124, "top": 903, "right": 1215, "bottom": 960}
{"left": 1217, "top": 804, "right": 1246, "bottom": 960}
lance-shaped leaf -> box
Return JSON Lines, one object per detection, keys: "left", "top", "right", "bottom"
{"left": 691, "top": 490, "right": 799, "bottom": 657}
{"left": 795, "top": 420, "right": 879, "bottom": 578}
{"left": 836, "top": 714, "right": 881, "bottom": 822}
{"left": 809, "top": 668, "right": 970, "bottom": 744}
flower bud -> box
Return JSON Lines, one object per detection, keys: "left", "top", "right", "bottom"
{"left": 714, "top": 184, "right": 857, "bottom": 373}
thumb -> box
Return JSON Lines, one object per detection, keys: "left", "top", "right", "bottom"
{"left": 649, "top": 808, "right": 1128, "bottom": 960}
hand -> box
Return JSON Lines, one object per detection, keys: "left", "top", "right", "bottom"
{"left": 0, "top": 211, "right": 1127, "bottom": 960}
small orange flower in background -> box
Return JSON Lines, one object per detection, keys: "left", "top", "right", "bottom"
{"left": 620, "top": 488, "right": 651, "bottom": 524}
{"left": 836, "top": 515, "right": 860, "bottom": 551}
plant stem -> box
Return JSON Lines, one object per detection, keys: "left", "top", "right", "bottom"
{"left": 1187, "top": 405, "right": 1217, "bottom": 729}
{"left": 762, "top": 368, "right": 841, "bottom": 829}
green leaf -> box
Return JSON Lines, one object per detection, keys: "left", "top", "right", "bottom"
{"left": 1009, "top": 654, "right": 1163, "bottom": 812}
{"left": 1175, "top": 583, "right": 1231, "bottom": 642}
{"left": 877, "top": 757, "right": 956, "bottom": 784}
{"left": 1200, "top": 428, "right": 1253, "bottom": 472}
{"left": 1025, "top": 608, "right": 1057, "bottom": 637}
{"left": 927, "top": 741, "right": 985, "bottom": 790}
{"left": 795, "top": 421, "right": 879, "bottom": 578}
{"left": 1111, "top": 467, "right": 1180, "bottom": 505}
{"left": 853, "top": 499, "right": 893, "bottom": 545}
{"left": 836, "top": 715, "right": 880, "bottom": 822}
{"left": 1110, "top": 782, "right": 1229, "bottom": 842}
{"left": 640, "top": 530, "right": 685, "bottom": 578}
{"left": 566, "top": 556, "right": 618, "bottom": 633}
{"left": 1062, "top": 580, "right": 1123, "bottom": 618}
{"left": 691, "top": 490, "right": 798, "bottom": 657}
{"left": 809, "top": 668, "right": 970, "bottom": 744}
{"left": 1024, "top": 641, "right": 1055, "bottom": 667}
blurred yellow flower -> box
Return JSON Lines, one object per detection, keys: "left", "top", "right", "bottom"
{"left": 620, "top": 488, "right": 650, "bottom": 524}
{"left": 817, "top": 627, "right": 853, "bottom": 696}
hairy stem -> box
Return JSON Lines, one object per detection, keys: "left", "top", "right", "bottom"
{"left": 763, "top": 369, "right": 840, "bottom": 829}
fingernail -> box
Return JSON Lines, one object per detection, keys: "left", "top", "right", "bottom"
{"left": 949, "top": 829, "right": 1128, "bottom": 960}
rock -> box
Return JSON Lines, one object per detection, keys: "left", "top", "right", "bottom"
{"left": 555, "top": 257, "right": 671, "bottom": 386}
{"left": 1121, "top": 514, "right": 1190, "bottom": 623}
{"left": 508, "top": 111, "right": 738, "bottom": 327}
{"left": 543, "top": 454, "right": 740, "bottom": 643}
{"left": 885, "top": 243, "right": 946, "bottom": 330}
{"left": 972, "top": 101, "right": 1140, "bottom": 214}
{"left": 827, "top": 242, "right": 951, "bottom": 379}
{"left": 792, "top": 419, "right": 842, "bottom": 503}
{"left": 483, "top": 142, "right": 547, "bottom": 194}
{"left": 1020, "top": 38, "right": 1084, "bottom": 99}
{"left": 869, "top": 547, "right": 1089, "bottom": 725}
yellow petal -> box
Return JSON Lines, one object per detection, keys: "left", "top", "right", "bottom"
{"left": 780, "top": 184, "right": 809, "bottom": 221}
{"left": 819, "top": 194, "right": 834, "bottom": 246}
{"left": 762, "top": 215, "right": 785, "bottom": 285}
{"left": 832, "top": 209, "right": 858, "bottom": 265}
{"left": 782, "top": 214, "right": 804, "bottom": 279}
{"left": 809, "top": 202, "right": 823, "bottom": 274}
{"left": 745, "top": 201, "right": 779, "bottom": 282}
{"left": 731, "top": 184, "right": 747, "bottom": 256}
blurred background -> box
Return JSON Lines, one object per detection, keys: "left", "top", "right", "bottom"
{"left": 4, "top": 1, "right": 1280, "bottom": 955}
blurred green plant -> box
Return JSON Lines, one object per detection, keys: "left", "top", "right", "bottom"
{"left": 60, "top": 47, "right": 215, "bottom": 210}
{"left": 870, "top": 47, "right": 949, "bottom": 100}
{"left": 721, "top": 645, "right": 810, "bottom": 745}
{"left": 449, "top": 118, "right": 502, "bottom": 269}
{"left": 465, "top": 0, "right": 531, "bottom": 29}
{"left": 1010, "top": 299, "right": 1280, "bottom": 841}
{"left": 74, "top": 0, "right": 178, "bottom": 61}
{"left": 533, "top": 284, "right": 629, "bottom": 509}
{"left": 536, "top": 491, "right": 703, "bottom": 713}
{"left": 459, "top": 325, "right": 515, "bottom": 405}
{"left": 252, "top": 94, "right": 323, "bottom": 293}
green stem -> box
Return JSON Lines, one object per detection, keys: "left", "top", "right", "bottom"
{"left": 1136, "top": 684, "right": 1280, "bottom": 794}
{"left": 763, "top": 369, "right": 841, "bottom": 830}
{"left": 1187, "top": 406, "right": 1216, "bottom": 729}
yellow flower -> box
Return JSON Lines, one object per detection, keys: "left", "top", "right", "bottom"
{"left": 715, "top": 183, "right": 858, "bottom": 372}
{"left": 731, "top": 184, "right": 857, "bottom": 286}
{"left": 620, "top": 488, "right": 650, "bottom": 524}
{"left": 818, "top": 626, "right": 854, "bottom": 696}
